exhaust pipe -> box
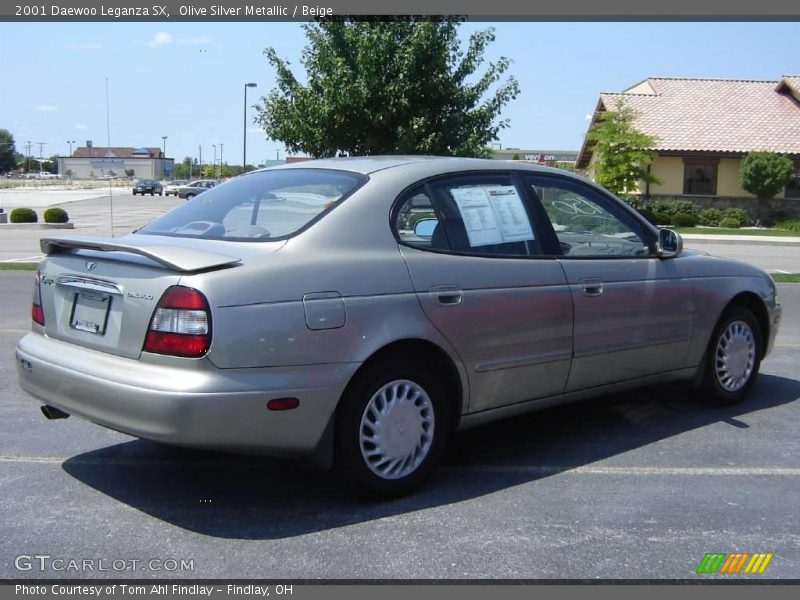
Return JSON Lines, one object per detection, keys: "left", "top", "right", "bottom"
{"left": 41, "top": 405, "right": 70, "bottom": 420}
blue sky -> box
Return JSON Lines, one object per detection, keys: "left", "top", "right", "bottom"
{"left": 0, "top": 21, "right": 797, "bottom": 164}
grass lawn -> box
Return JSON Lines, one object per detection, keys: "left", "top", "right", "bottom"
{"left": 676, "top": 227, "right": 799, "bottom": 237}
{"left": 0, "top": 262, "right": 38, "bottom": 271}
{"left": 772, "top": 273, "right": 800, "bottom": 283}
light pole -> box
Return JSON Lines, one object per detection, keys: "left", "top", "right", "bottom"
{"left": 67, "top": 140, "right": 75, "bottom": 156}
{"left": 219, "top": 142, "right": 223, "bottom": 177}
{"left": 243, "top": 82, "right": 257, "bottom": 174}
{"left": 161, "top": 136, "right": 168, "bottom": 179}
{"left": 212, "top": 144, "right": 217, "bottom": 179}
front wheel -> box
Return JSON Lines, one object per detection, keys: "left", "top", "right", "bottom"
{"left": 335, "top": 359, "right": 450, "bottom": 498}
{"left": 699, "top": 305, "right": 762, "bottom": 405}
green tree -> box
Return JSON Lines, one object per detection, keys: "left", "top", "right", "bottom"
{"left": 255, "top": 19, "right": 520, "bottom": 157}
{"left": 0, "top": 129, "right": 17, "bottom": 173}
{"left": 586, "top": 99, "right": 660, "bottom": 195}
{"left": 739, "top": 151, "right": 794, "bottom": 200}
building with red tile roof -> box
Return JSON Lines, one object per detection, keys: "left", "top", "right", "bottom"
{"left": 577, "top": 76, "right": 800, "bottom": 199}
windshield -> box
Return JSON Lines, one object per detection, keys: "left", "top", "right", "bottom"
{"left": 137, "top": 168, "right": 366, "bottom": 241}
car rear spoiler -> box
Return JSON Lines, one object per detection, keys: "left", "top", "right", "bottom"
{"left": 40, "top": 236, "right": 241, "bottom": 273}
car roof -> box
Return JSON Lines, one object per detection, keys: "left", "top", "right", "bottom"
{"left": 262, "top": 155, "right": 575, "bottom": 177}
{"left": 270, "top": 155, "right": 495, "bottom": 175}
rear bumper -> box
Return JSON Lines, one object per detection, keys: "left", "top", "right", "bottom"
{"left": 16, "top": 333, "right": 358, "bottom": 456}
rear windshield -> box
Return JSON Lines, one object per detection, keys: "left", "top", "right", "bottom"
{"left": 137, "top": 169, "right": 366, "bottom": 241}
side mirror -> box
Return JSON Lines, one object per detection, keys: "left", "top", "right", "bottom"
{"left": 657, "top": 228, "right": 683, "bottom": 258}
{"left": 414, "top": 218, "right": 438, "bottom": 239}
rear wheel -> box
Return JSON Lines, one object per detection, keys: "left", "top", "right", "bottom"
{"left": 699, "top": 305, "right": 762, "bottom": 405}
{"left": 335, "top": 358, "right": 450, "bottom": 498}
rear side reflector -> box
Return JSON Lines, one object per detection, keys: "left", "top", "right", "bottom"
{"left": 144, "top": 286, "right": 211, "bottom": 358}
{"left": 267, "top": 398, "right": 300, "bottom": 411}
{"left": 32, "top": 271, "right": 45, "bottom": 326}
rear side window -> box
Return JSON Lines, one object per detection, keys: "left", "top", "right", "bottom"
{"left": 394, "top": 174, "right": 542, "bottom": 257}
{"left": 138, "top": 169, "right": 366, "bottom": 241}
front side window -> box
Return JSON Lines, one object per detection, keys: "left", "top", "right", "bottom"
{"left": 525, "top": 175, "right": 650, "bottom": 258}
{"left": 138, "top": 169, "right": 366, "bottom": 241}
{"left": 683, "top": 159, "right": 718, "bottom": 195}
{"left": 395, "top": 174, "right": 541, "bottom": 257}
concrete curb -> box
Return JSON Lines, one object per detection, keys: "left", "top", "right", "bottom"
{"left": 0, "top": 223, "right": 75, "bottom": 230}
{"left": 682, "top": 235, "right": 800, "bottom": 247}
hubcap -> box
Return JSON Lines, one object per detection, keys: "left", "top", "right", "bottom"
{"left": 359, "top": 379, "right": 435, "bottom": 480}
{"left": 714, "top": 320, "right": 756, "bottom": 393}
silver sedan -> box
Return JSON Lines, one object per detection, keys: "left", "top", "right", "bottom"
{"left": 16, "top": 156, "right": 781, "bottom": 497}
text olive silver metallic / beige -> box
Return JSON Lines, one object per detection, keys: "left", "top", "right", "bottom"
{"left": 16, "top": 156, "right": 781, "bottom": 496}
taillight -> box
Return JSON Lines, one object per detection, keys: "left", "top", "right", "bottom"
{"left": 143, "top": 286, "right": 211, "bottom": 357}
{"left": 32, "top": 271, "right": 45, "bottom": 326}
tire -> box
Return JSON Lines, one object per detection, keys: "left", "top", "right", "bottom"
{"left": 699, "top": 305, "right": 762, "bottom": 405}
{"left": 185, "top": 194, "right": 195, "bottom": 200}
{"left": 334, "top": 358, "right": 451, "bottom": 498}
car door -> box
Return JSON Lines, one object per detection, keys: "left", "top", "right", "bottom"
{"left": 395, "top": 172, "right": 573, "bottom": 413}
{"left": 522, "top": 174, "right": 694, "bottom": 392}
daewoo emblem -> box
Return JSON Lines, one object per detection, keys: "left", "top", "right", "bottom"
{"left": 85, "top": 261, "right": 98, "bottom": 271}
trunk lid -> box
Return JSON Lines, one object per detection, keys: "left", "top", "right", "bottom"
{"left": 37, "top": 234, "right": 281, "bottom": 359}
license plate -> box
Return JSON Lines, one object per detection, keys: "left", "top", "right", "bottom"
{"left": 70, "top": 291, "right": 111, "bottom": 335}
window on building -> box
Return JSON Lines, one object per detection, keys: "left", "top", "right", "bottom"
{"left": 683, "top": 159, "right": 718, "bottom": 195}
{"left": 785, "top": 161, "right": 800, "bottom": 199}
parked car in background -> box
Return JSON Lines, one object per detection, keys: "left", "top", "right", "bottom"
{"left": 178, "top": 179, "right": 217, "bottom": 200}
{"left": 132, "top": 179, "right": 163, "bottom": 196}
{"left": 164, "top": 180, "right": 188, "bottom": 196}
{"left": 16, "top": 157, "right": 781, "bottom": 497}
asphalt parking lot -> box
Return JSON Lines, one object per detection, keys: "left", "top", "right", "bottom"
{"left": 0, "top": 271, "right": 798, "bottom": 580}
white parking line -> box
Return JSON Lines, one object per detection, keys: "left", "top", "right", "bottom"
{"left": 0, "top": 256, "right": 43, "bottom": 263}
{"left": 1, "top": 454, "right": 798, "bottom": 476}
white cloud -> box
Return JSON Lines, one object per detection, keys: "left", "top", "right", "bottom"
{"left": 585, "top": 113, "right": 593, "bottom": 120}
{"left": 144, "top": 32, "right": 173, "bottom": 47}
{"left": 36, "top": 105, "right": 58, "bottom": 112}
{"left": 75, "top": 124, "right": 88, "bottom": 130}
{"left": 66, "top": 42, "right": 103, "bottom": 51}
{"left": 177, "top": 36, "right": 212, "bottom": 45}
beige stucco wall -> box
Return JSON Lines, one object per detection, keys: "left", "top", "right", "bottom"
{"left": 647, "top": 155, "right": 684, "bottom": 195}
{"left": 642, "top": 155, "right": 786, "bottom": 198}
{"left": 717, "top": 158, "right": 747, "bottom": 196}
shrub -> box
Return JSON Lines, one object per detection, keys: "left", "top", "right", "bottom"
{"left": 43, "top": 207, "right": 69, "bottom": 223}
{"left": 773, "top": 219, "right": 800, "bottom": 232}
{"left": 721, "top": 207, "right": 750, "bottom": 227}
{"left": 740, "top": 151, "right": 794, "bottom": 199}
{"left": 647, "top": 199, "right": 700, "bottom": 218}
{"left": 718, "top": 217, "right": 741, "bottom": 229}
{"left": 672, "top": 212, "right": 698, "bottom": 227}
{"left": 652, "top": 211, "right": 672, "bottom": 225}
{"left": 698, "top": 208, "right": 723, "bottom": 227}
{"left": 9, "top": 207, "right": 37, "bottom": 223}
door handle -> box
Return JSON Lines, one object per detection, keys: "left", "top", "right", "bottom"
{"left": 430, "top": 286, "right": 463, "bottom": 306}
{"left": 579, "top": 278, "right": 603, "bottom": 297}
{"left": 436, "top": 291, "right": 462, "bottom": 305}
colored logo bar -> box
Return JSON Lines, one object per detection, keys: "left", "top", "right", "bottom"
{"left": 696, "top": 552, "right": 773, "bottom": 574}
